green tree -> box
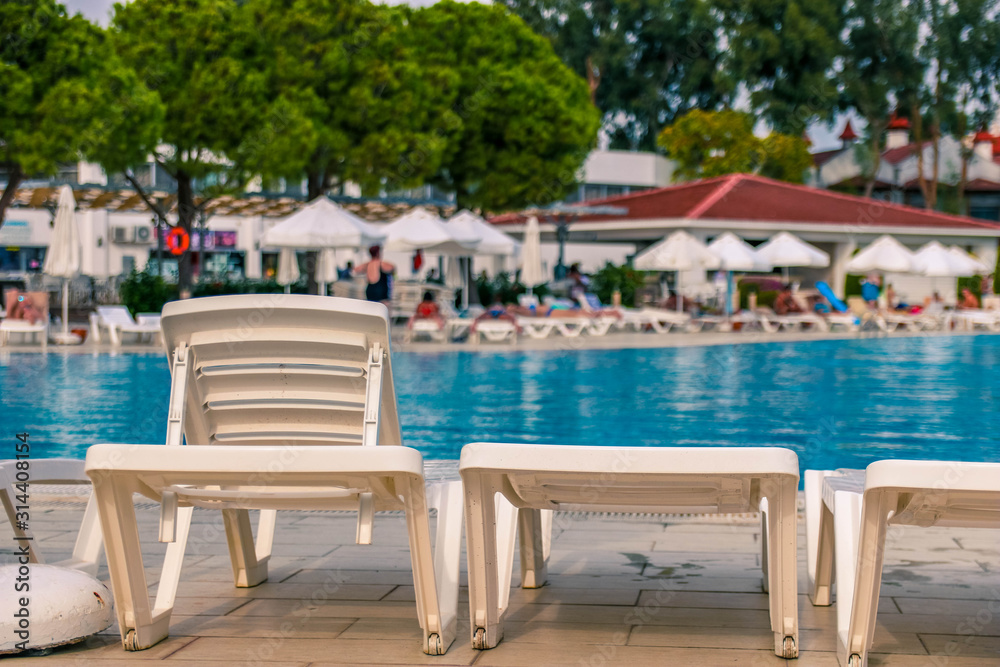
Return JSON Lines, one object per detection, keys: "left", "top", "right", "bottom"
{"left": 504, "top": 0, "right": 731, "bottom": 151}
{"left": 657, "top": 109, "right": 812, "bottom": 183}
{"left": 409, "top": 1, "right": 600, "bottom": 211}
{"left": 247, "top": 0, "right": 457, "bottom": 199}
{"left": 0, "top": 0, "right": 161, "bottom": 227}
{"left": 837, "top": 0, "right": 923, "bottom": 197}
{"left": 718, "top": 0, "right": 844, "bottom": 135}
{"left": 110, "top": 0, "right": 278, "bottom": 292}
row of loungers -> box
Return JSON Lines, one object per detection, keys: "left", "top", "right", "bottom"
{"left": 406, "top": 306, "right": 1000, "bottom": 344}
{"left": 2, "top": 295, "right": 997, "bottom": 666}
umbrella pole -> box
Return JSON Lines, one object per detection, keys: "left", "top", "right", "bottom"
{"left": 62, "top": 279, "right": 70, "bottom": 335}
{"left": 675, "top": 271, "right": 682, "bottom": 314}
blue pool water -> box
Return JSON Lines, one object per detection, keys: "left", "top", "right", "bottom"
{"left": 1, "top": 335, "right": 998, "bottom": 475}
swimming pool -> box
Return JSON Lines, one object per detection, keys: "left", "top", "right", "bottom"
{"left": 2, "top": 335, "right": 998, "bottom": 475}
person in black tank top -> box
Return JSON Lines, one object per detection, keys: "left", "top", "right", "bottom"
{"left": 354, "top": 245, "right": 395, "bottom": 303}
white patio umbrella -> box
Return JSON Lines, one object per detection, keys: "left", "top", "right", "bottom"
{"left": 755, "top": 232, "right": 829, "bottom": 281}
{"left": 519, "top": 216, "right": 544, "bottom": 291}
{"left": 276, "top": 247, "right": 300, "bottom": 294}
{"left": 43, "top": 185, "right": 81, "bottom": 344}
{"left": 261, "top": 197, "right": 385, "bottom": 249}
{"left": 634, "top": 231, "right": 720, "bottom": 312}
{"left": 947, "top": 245, "right": 989, "bottom": 273}
{"left": 846, "top": 235, "right": 917, "bottom": 274}
{"left": 382, "top": 207, "right": 479, "bottom": 256}
{"left": 912, "top": 241, "right": 978, "bottom": 278}
{"left": 447, "top": 210, "right": 520, "bottom": 257}
{"left": 707, "top": 232, "right": 772, "bottom": 316}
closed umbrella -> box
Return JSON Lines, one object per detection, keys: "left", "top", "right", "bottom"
{"left": 43, "top": 185, "right": 81, "bottom": 344}
{"left": 276, "top": 248, "right": 300, "bottom": 293}
{"left": 756, "top": 232, "right": 829, "bottom": 281}
{"left": 315, "top": 248, "right": 339, "bottom": 296}
{"left": 846, "top": 235, "right": 916, "bottom": 273}
{"left": 707, "top": 232, "right": 772, "bottom": 316}
{"left": 634, "top": 231, "right": 720, "bottom": 312}
{"left": 519, "top": 216, "right": 544, "bottom": 291}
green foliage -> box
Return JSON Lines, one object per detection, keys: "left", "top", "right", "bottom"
{"left": 119, "top": 269, "right": 178, "bottom": 315}
{"left": 247, "top": 0, "right": 456, "bottom": 197}
{"left": 503, "top": 0, "right": 732, "bottom": 151}
{"left": 716, "top": 0, "right": 843, "bottom": 134}
{"left": 590, "top": 262, "right": 646, "bottom": 308}
{"left": 737, "top": 281, "right": 778, "bottom": 310}
{"left": 844, "top": 274, "right": 864, "bottom": 299}
{"left": 410, "top": 1, "right": 600, "bottom": 210}
{"left": 476, "top": 272, "right": 548, "bottom": 305}
{"left": 0, "top": 0, "right": 161, "bottom": 225}
{"left": 957, "top": 275, "right": 984, "bottom": 301}
{"left": 658, "top": 110, "right": 811, "bottom": 183}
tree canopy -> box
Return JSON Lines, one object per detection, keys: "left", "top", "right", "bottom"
{"left": 503, "top": 0, "right": 731, "bottom": 151}
{"left": 409, "top": 1, "right": 600, "bottom": 211}
{"left": 658, "top": 109, "right": 812, "bottom": 182}
{"left": 0, "top": 0, "right": 161, "bottom": 226}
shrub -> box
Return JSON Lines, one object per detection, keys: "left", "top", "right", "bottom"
{"left": 119, "top": 269, "right": 178, "bottom": 315}
{"left": 957, "top": 275, "right": 984, "bottom": 301}
{"left": 844, "top": 274, "right": 864, "bottom": 298}
{"left": 476, "top": 272, "right": 548, "bottom": 305}
{"left": 590, "top": 262, "right": 646, "bottom": 307}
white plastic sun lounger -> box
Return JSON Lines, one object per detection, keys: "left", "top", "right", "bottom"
{"left": 0, "top": 317, "right": 48, "bottom": 348}
{"left": 805, "top": 462, "right": 1000, "bottom": 667}
{"left": 85, "top": 295, "right": 462, "bottom": 654}
{"left": 404, "top": 318, "right": 447, "bottom": 343}
{"left": 618, "top": 308, "right": 692, "bottom": 333}
{"left": 89, "top": 305, "right": 163, "bottom": 346}
{"left": 460, "top": 443, "right": 801, "bottom": 658}
{"left": 470, "top": 319, "right": 518, "bottom": 345}
{"left": 0, "top": 458, "right": 103, "bottom": 575}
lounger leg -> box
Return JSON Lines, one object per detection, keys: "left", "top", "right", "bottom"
{"left": 806, "top": 470, "right": 836, "bottom": 605}
{"left": 518, "top": 508, "right": 551, "bottom": 589}
{"left": 759, "top": 497, "right": 769, "bottom": 593}
{"left": 833, "top": 490, "right": 862, "bottom": 656}
{"left": 762, "top": 478, "right": 799, "bottom": 658}
{"left": 464, "top": 472, "right": 518, "bottom": 649}
{"left": 844, "top": 490, "right": 893, "bottom": 667}
{"left": 90, "top": 474, "right": 171, "bottom": 650}
{"left": 63, "top": 493, "right": 104, "bottom": 575}
{"left": 402, "top": 477, "right": 454, "bottom": 655}
{"left": 222, "top": 508, "right": 270, "bottom": 587}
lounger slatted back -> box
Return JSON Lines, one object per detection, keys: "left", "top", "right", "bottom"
{"left": 85, "top": 295, "right": 460, "bottom": 655}
{"left": 160, "top": 296, "right": 401, "bottom": 449}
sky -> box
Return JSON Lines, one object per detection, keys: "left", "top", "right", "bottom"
{"left": 65, "top": 0, "right": 851, "bottom": 151}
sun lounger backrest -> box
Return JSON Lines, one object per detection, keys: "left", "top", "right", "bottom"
{"left": 97, "top": 305, "right": 137, "bottom": 325}
{"left": 160, "top": 294, "right": 402, "bottom": 448}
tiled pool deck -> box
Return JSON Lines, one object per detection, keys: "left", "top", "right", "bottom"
{"left": 2, "top": 491, "right": 998, "bottom": 666}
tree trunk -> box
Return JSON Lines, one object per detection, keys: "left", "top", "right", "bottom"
{"left": 0, "top": 165, "right": 24, "bottom": 229}
{"left": 929, "top": 122, "right": 940, "bottom": 210}
{"left": 176, "top": 171, "right": 196, "bottom": 296}
{"left": 863, "top": 126, "right": 882, "bottom": 198}
{"left": 307, "top": 168, "right": 325, "bottom": 201}
{"left": 958, "top": 152, "right": 970, "bottom": 215}
{"left": 585, "top": 56, "right": 601, "bottom": 105}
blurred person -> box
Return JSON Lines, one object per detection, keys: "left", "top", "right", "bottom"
{"left": 354, "top": 245, "right": 395, "bottom": 304}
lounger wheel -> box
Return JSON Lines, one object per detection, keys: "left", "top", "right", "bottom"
{"left": 425, "top": 632, "right": 444, "bottom": 655}
{"left": 848, "top": 653, "right": 862, "bottom": 667}
{"left": 781, "top": 636, "right": 797, "bottom": 658}
{"left": 473, "top": 627, "right": 487, "bottom": 649}
{"left": 124, "top": 630, "right": 141, "bottom": 652}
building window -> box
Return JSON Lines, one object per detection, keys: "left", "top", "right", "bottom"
{"left": 969, "top": 207, "right": 1000, "bottom": 221}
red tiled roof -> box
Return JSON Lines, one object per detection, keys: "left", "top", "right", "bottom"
{"left": 811, "top": 148, "right": 842, "bottom": 167}
{"left": 974, "top": 131, "right": 994, "bottom": 143}
{"left": 881, "top": 141, "right": 934, "bottom": 164}
{"left": 839, "top": 120, "right": 859, "bottom": 141}
{"left": 966, "top": 178, "right": 1000, "bottom": 192}
{"left": 887, "top": 115, "right": 910, "bottom": 130}
{"left": 489, "top": 173, "right": 1000, "bottom": 230}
